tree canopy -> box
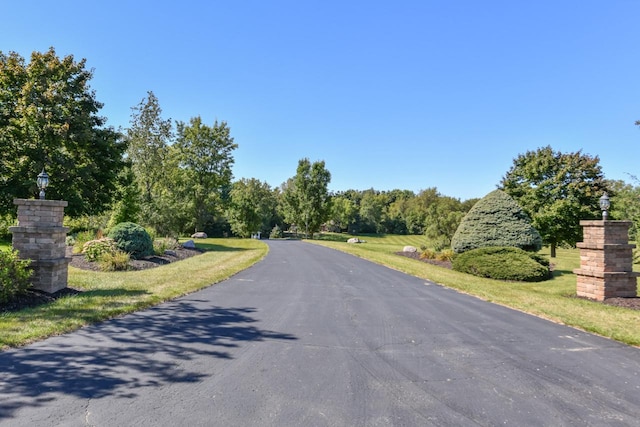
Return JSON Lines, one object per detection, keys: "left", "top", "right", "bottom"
{"left": 500, "top": 146, "right": 606, "bottom": 257}
{"left": 281, "top": 158, "right": 331, "bottom": 238}
{"left": 0, "top": 48, "right": 126, "bottom": 216}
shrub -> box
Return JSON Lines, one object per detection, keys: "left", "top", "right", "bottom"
{"left": 73, "top": 230, "right": 96, "bottom": 254}
{"left": 153, "top": 237, "right": 180, "bottom": 255}
{"left": 452, "top": 246, "right": 551, "bottom": 282}
{"left": 436, "top": 249, "right": 455, "bottom": 262}
{"left": 420, "top": 248, "right": 437, "bottom": 260}
{"left": 82, "top": 237, "right": 117, "bottom": 262}
{"left": 99, "top": 250, "right": 131, "bottom": 271}
{"left": 270, "top": 225, "right": 283, "bottom": 239}
{"left": 107, "top": 222, "right": 154, "bottom": 259}
{"left": 451, "top": 190, "right": 542, "bottom": 254}
{"left": 0, "top": 249, "right": 33, "bottom": 304}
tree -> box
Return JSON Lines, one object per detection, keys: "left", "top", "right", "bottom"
{"left": 500, "top": 146, "right": 606, "bottom": 257}
{"left": 175, "top": 116, "right": 237, "bottom": 233}
{"left": 126, "top": 91, "right": 172, "bottom": 205}
{"left": 424, "top": 195, "right": 469, "bottom": 250}
{"left": 282, "top": 158, "right": 331, "bottom": 238}
{"left": 451, "top": 189, "right": 542, "bottom": 254}
{"left": 328, "top": 195, "right": 357, "bottom": 232}
{"left": 609, "top": 178, "right": 640, "bottom": 240}
{"left": 227, "top": 178, "right": 278, "bottom": 238}
{"left": 0, "top": 48, "right": 126, "bottom": 216}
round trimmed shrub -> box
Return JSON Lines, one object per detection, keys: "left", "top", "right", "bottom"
{"left": 451, "top": 189, "right": 542, "bottom": 254}
{"left": 107, "top": 222, "right": 154, "bottom": 259}
{"left": 82, "top": 237, "right": 117, "bottom": 262}
{"left": 452, "top": 246, "right": 551, "bottom": 282}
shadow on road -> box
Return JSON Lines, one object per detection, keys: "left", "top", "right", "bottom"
{"left": 0, "top": 301, "right": 297, "bottom": 420}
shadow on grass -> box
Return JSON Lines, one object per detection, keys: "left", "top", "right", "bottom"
{"left": 0, "top": 299, "right": 297, "bottom": 421}
{"left": 195, "top": 242, "right": 248, "bottom": 252}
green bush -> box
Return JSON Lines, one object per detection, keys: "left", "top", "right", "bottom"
{"left": 107, "top": 222, "right": 154, "bottom": 259}
{"left": 72, "top": 230, "right": 96, "bottom": 254}
{"left": 0, "top": 249, "right": 33, "bottom": 304}
{"left": 98, "top": 250, "right": 131, "bottom": 271}
{"left": 452, "top": 246, "right": 551, "bottom": 282}
{"left": 451, "top": 190, "right": 542, "bottom": 254}
{"left": 82, "top": 237, "right": 117, "bottom": 262}
{"left": 153, "top": 237, "right": 180, "bottom": 255}
{"left": 270, "top": 225, "right": 283, "bottom": 239}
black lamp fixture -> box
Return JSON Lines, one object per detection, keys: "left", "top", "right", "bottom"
{"left": 599, "top": 192, "right": 610, "bottom": 220}
{"left": 37, "top": 168, "right": 49, "bottom": 200}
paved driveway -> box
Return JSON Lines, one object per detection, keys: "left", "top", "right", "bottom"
{"left": 1, "top": 240, "right": 639, "bottom": 426}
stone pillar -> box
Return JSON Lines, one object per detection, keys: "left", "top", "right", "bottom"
{"left": 574, "top": 220, "right": 639, "bottom": 301}
{"left": 9, "top": 199, "right": 70, "bottom": 293}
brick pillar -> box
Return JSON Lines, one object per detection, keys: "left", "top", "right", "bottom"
{"left": 574, "top": 220, "right": 639, "bottom": 301}
{"left": 9, "top": 199, "right": 70, "bottom": 293}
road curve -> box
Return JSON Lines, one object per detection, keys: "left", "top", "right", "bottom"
{"left": 1, "top": 240, "right": 639, "bottom": 426}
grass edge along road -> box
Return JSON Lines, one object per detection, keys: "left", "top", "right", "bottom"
{"left": 308, "top": 234, "right": 640, "bottom": 348}
{"left": 0, "top": 238, "right": 268, "bottom": 350}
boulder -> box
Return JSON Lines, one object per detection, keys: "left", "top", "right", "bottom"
{"left": 191, "top": 231, "right": 208, "bottom": 239}
{"left": 347, "top": 237, "right": 363, "bottom": 244}
{"left": 403, "top": 245, "right": 417, "bottom": 253}
{"left": 182, "top": 240, "right": 196, "bottom": 249}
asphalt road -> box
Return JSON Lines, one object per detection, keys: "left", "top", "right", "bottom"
{"left": 1, "top": 240, "right": 640, "bottom": 426}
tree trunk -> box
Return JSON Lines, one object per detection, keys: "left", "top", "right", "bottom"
{"left": 550, "top": 243, "right": 557, "bottom": 258}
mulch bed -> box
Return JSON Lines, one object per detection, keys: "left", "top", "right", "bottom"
{"left": 66, "top": 246, "right": 203, "bottom": 271}
{"left": 1, "top": 246, "right": 203, "bottom": 313}
{"left": 395, "top": 251, "right": 640, "bottom": 311}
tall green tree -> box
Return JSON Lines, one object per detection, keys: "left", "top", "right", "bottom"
{"left": 500, "top": 146, "right": 606, "bottom": 257}
{"left": 227, "top": 178, "right": 277, "bottom": 237}
{"left": 282, "top": 158, "right": 331, "bottom": 238}
{"left": 609, "top": 178, "right": 640, "bottom": 240}
{"left": 0, "top": 48, "right": 126, "bottom": 216}
{"left": 126, "top": 91, "right": 172, "bottom": 204}
{"left": 175, "top": 116, "right": 237, "bottom": 233}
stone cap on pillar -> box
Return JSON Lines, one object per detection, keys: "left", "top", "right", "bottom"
{"left": 13, "top": 198, "right": 68, "bottom": 208}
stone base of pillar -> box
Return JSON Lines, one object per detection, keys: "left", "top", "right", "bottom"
{"left": 9, "top": 199, "right": 70, "bottom": 294}
{"left": 574, "top": 220, "right": 639, "bottom": 302}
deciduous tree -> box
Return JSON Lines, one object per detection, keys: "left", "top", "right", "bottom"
{"left": 175, "top": 116, "right": 237, "bottom": 233}
{"left": 500, "top": 146, "right": 606, "bottom": 257}
{"left": 227, "top": 178, "right": 277, "bottom": 237}
{"left": 282, "top": 158, "right": 331, "bottom": 238}
{"left": 0, "top": 48, "right": 125, "bottom": 216}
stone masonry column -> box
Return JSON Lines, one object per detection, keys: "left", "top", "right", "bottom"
{"left": 9, "top": 199, "right": 70, "bottom": 293}
{"left": 574, "top": 220, "right": 639, "bottom": 301}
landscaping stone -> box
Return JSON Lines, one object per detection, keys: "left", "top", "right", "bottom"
{"left": 191, "top": 232, "right": 208, "bottom": 238}
{"left": 403, "top": 245, "right": 417, "bottom": 253}
{"left": 183, "top": 240, "right": 196, "bottom": 249}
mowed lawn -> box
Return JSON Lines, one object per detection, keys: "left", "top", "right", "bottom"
{"left": 310, "top": 233, "right": 640, "bottom": 347}
{"left": 0, "top": 238, "right": 268, "bottom": 350}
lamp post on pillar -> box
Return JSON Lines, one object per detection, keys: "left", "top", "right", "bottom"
{"left": 9, "top": 170, "right": 70, "bottom": 293}
{"left": 599, "top": 192, "right": 610, "bottom": 221}
{"left": 37, "top": 168, "right": 49, "bottom": 200}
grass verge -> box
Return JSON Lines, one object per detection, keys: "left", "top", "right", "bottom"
{"left": 309, "top": 233, "right": 640, "bottom": 347}
{"left": 0, "top": 238, "right": 267, "bottom": 350}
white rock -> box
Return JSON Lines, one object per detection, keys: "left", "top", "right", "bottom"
{"left": 403, "top": 245, "right": 417, "bottom": 253}
{"left": 191, "top": 232, "right": 208, "bottom": 238}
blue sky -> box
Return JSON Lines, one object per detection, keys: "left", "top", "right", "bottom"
{"left": 3, "top": 1, "right": 639, "bottom": 200}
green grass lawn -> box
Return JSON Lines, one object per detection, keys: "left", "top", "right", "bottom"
{"left": 310, "top": 233, "right": 640, "bottom": 347}
{"left": 0, "top": 238, "right": 268, "bottom": 350}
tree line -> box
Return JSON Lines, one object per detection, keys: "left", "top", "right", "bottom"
{"left": 2, "top": 48, "right": 640, "bottom": 256}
